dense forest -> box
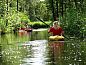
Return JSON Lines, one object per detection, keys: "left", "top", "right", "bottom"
{"left": 0, "top": 0, "right": 86, "bottom": 39}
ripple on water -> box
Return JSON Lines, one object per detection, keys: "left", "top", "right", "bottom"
{"left": 21, "top": 40, "right": 48, "bottom": 46}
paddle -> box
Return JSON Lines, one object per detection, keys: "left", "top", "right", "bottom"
{"left": 36, "top": 17, "right": 50, "bottom": 27}
{"left": 36, "top": 17, "right": 69, "bottom": 40}
{"left": 63, "top": 35, "right": 69, "bottom": 40}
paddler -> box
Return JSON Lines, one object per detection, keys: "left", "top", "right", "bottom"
{"left": 48, "top": 21, "right": 64, "bottom": 36}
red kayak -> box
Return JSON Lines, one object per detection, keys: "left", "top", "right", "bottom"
{"left": 19, "top": 28, "right": 32, "bottom": 32}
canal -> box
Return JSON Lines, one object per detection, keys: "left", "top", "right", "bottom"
{"left": 0, "top": 29, "right": 86, "bottom": 65}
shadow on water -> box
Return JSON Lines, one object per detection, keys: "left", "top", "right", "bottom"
{"left": 0, "top": 29, "right": 86, "bottom": 65}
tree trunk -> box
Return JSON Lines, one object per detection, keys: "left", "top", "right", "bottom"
{"left": 80, "top": 0, "right": 84, "bottom": 12}
{"left": 17, "top": 0, "right": 18, "bottom": 11}
{"left": 51, "top": 0, "right": 56, "bottom": 21}
{"left": 56, "top": 0, "right": 59, "bottom": 20}
{"left": 74, "top": 0, "right": 77, "bottom": 9}
{"left": 6, "top": 0, "right": 8, "bottom": 26}
{"left": 6, "top": 0, "right": 8, "bottom": 13}
{"left": 61, "top": 0, "right": 63, "bottom": 17}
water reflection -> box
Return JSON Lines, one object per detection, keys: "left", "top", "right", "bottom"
{"left": 18, "top": 31, "right": 32, "bottom": 37}
{"left": 21, "top": 40, "right": 48, "bottom": 65}
{"left": 62, "top": 41, "right": 86, "bottom": 65}
{"left": 18, "top": 29, "right": 48, "bottom": 41}
{"left": 30, "top": 31, "right": 48, "bottom": 41}
{"left": 0, "top": 29, "right": 86, "bottom": 65}
{"left": 21, "top": 41, "right": 86, "bottom": 65}
{"left": 20, "top": 40, "right": 64, "bottom": 65}
{"left": 0, "top": 45, "right": 2, "bottom": 65}
{"left": 48, "top": 41, "right": 64, "bottom": 65}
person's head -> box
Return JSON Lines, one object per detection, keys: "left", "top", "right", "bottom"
{"left": 53, "top": 21, "right": 59, "bottom": 27}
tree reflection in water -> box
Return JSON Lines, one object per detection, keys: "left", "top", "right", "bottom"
{"left": 0, "top": 45, "right": 2, "bottom": 65}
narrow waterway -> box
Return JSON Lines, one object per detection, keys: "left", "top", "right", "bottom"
{"left": 0, "top": 29, "right": 86, "bottom": 65}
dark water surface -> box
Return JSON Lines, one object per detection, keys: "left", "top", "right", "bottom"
{"left": 0, "top": 29, "right": 86, "bottom": 65}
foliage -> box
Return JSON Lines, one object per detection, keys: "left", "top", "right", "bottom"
{"left": 30, "top": 21, "right": 51, "bottom": 28}
{"left": 60, "top": 7, "right": 86, "bottom": 38}
{"left": 0, "top": 0, "right": 86, "bottom": 38}
{"left": 0, "top": 19, "right": 6, "bottom": 34}
{"left": 0, "top": 11, "right": 30, "bottom": 33}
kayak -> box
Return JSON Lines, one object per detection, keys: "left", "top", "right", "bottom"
{"left": 19, "top": 28, "right": 32, "bottom": 32}
{"left": 25, "top": 28, "right": 32, "bottom": 32}
{"left": 49, "top": 35, "right": 64, "bottom": 41}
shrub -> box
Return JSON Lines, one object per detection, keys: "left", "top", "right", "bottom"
{"left": 30, "top": 21, "right": 51, "bottom": 28}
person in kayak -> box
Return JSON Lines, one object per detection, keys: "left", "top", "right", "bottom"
{"left": 48, "top": 21, "right": 64, "bottom": 36}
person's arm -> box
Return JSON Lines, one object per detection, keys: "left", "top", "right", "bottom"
{"left": 60, "top": 27, "right": 64, "bottom": 36}
{"left": 48, "top": 27, "right": 53, "bottom": 36}
{"left": 61, "top": 31, "right": 64, "bottom": 36}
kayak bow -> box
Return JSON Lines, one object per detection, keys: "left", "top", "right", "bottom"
{"left": 49, "top": 35, "right": 64, "bottom": 41}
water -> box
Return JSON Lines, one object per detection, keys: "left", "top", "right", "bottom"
{"left": 0, "top": 29, "right": 86, "bottom": 65}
